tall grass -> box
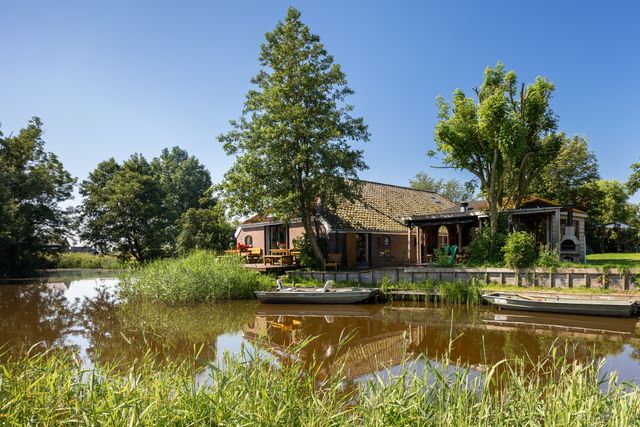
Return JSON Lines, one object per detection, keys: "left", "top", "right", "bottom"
{"left": 1, "top": 344, "right": 638, "bottom": 426}
{"left": 119, "top": 251, "right": 271, "bottom": 304}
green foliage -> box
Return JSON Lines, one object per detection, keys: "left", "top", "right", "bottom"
{"left": 531, "top": 135, "right": 600, "bottom": 207}
{"left": 434, "top": 62, "right": 562, "bottom": 239}
{"left": 48, "top": 252, "right": 121, "bottom": 269}
{"left": 432, "top": 247, "right": 451, "bottom": 267}
{"left": 176, "top": 204, "right": 234, "bottom": 255}
{"left": 0, "top": 118, "right": 75, "bottom": 276}
{"left": 79, "top": 147, "right": 218, "bottom": 262}
{"left": 292, "top": 234, "right": 328, "bottom": 270}
{"left": 628, "top": 158, "right": 640, "bottom": 195}
{"left": 217, "top": 7, "right": 369, "bottom": 262}
{"left": 502, "top": 231, "right": 537, "bottom": 269}
{"left": 2, "top": 345, "right": 639, "bottom": 425}
{"left": 535, "top": 244, "right": 562, "bottom": 270}
{"left": 118, "top": 251, "right": 271, "bottom": 304}
{"left": 467, "top": 227, "right": 506, "bottom": 265}
{"left": 408, "top": 172, "right": 476, "bottom": 202}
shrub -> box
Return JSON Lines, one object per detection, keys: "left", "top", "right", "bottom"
{"left": 292, "top": 234, "right": 328, "bottom": 270}
{"left": 118, "top": 251, "right": 271, "bottom": 303}
{"left": 536, "top": 244, "right": 562, "bottom": 270}
{"left": 502, "top": 231, "right": 537, "bottom": 269}
{"left": 467, "top": 227, "right": 506, "bottom": 265}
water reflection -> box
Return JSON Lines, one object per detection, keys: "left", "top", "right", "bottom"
{"left": 1, "top": 278, "right": 639, "bottom": 383}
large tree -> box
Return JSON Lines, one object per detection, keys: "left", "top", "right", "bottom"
{"left": 0, "top": 117, "right": 75, "bottom": 275}
{"left": 409, "top": 172, "right": 476, "bottom": 202}
{"left": 531, "top": 135, "right": 600, "bottom": 208}
{"left": 218, "top": 7, "right": 369, "bottom": 263}
{"left": 433, "top": 62, "right": 561, "bottom": 239}
{"left": 79, "top": 147, "right": 214, "bottom": 261}
{"left": 628, "top": 158, "right": 640, "bottom": 196}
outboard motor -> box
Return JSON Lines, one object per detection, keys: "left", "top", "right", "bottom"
{"left": 276, "top": 279, "right": 284, "bottom": 290}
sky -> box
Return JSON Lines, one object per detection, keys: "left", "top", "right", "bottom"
{"left": 2, "top": 0, "right": 639, "bottom": 204}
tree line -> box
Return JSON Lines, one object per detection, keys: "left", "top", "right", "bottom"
{"left": 1, "top": 120, "right": 234, "bottom": 276}
{"left": 2, "top": 7, "right": 640, "bottom": 276}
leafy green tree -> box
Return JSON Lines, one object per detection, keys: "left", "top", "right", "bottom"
{"left": 433, "top": 62, "right": 561, "bottom": 240}
{"left": 176, "top": 199, "right": 234, "bottom": 254}
{"left": 79, "top": 147, "right": 213, "bottom": 261}
{"left": 0, "top": 118, "right": 75, "bottom": 275}
{"left": 151, "top": 147, "right": 212, "bottom": 252}
{"left": 409, "top": 172, "right": 476, "bottom": 202}
{"left": 531, "top": 135, "right": 600, "bottom": 207}
{"left": 218, "top": 7, "right": 369, "bottom": 263}
{"left": 627, "top": 159, "right": 640, "bottom": 195}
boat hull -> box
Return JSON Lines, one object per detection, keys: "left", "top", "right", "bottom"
{"left": 255, "top": 288, "right": 380, "bottom": 304}
{"left": 482, "top": 293, "right": 638, "bottom": 317}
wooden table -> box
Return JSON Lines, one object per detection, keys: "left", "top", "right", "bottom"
{"left": 263, "top": 254, "right": 294, "bottom": 265}
{"left": 270, "top": 249, "right": 291, "bottom": 255}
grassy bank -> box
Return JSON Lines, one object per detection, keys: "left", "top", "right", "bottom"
{"left": 46, "top": 252, "right": 122, "bottom": 269}
{"left": 119, "top": 251, "right": 271, "bottom": 304}
{"left": 587, "top": 252, "right": 640, "bottom": 267}
{"left": 1, "top": 345, "right": 638, "bottom": 426}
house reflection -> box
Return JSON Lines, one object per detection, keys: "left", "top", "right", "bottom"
{"left": 244, "top": 303, "right": 640, "bottom": 380}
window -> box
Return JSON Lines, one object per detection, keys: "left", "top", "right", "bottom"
{"left": 437, "top": 226, "right": 449, "bottom": 248}
{"left": 244, "top": 235, "right": 253, "bottom": 246}
{"left": 382, "top": 235, "right": 391, "bottom": 247}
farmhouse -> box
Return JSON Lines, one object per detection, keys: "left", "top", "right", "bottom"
{"left": 236, "top": 181, "right": 588, "bottom": 268}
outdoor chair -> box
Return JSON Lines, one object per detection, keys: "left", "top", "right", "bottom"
{"left": 324, "top": 253, "right": 341, "bottom": 271}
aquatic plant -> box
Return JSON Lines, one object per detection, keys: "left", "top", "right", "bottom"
{"left": 118, "top": 251, "right": 271, "bottom": 303}
{"left": 1, "top": 343, "right": 639, "bottom": 426}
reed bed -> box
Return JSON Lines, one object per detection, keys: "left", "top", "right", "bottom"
{"left": 118, "top": 251, "right": 271, "bottom": 303}
{"left": 1, "top": 344, "right": 639, "bottom": 426}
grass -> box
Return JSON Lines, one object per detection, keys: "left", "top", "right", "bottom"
{"left": 0, "top": 343, "right": 639, "bottom": 426}
{"left": 47, "top": 252, "right": 122, "bottom": 269}
{"left": 587, "top": 253, "right": 640, "bottom": 267}
{"left": 118, "top": 251, "right": 272, "bottom": 304}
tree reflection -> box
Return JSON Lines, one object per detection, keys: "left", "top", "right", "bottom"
{"left": 0, "top": 282, "right": 75, "bottom": 359}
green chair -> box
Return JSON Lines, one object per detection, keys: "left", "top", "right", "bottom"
{"left": 448, "top": 245, "right": 458, "bottom": 265}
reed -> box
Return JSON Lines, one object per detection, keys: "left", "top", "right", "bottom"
{"left": 49, "top": 252, "right": 122, "bottom": 269}
{"left": 118, "top": 251, "right": 271, "bottom": 303}
{"left": 1, "top": 344, "right": 638, "bottom": 426}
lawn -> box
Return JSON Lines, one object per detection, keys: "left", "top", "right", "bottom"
{"left": 586, "top": 253, "right": 640, "bottom": 267}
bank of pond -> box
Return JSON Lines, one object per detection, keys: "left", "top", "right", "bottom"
{"left": 1, "top": 277, "right": 640, "bottom": 424}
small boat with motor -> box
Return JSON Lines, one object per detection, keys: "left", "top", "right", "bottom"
{"left": 482, "top": 292, "right": 639, "bottom": 318}
{"left": 255, "top": 280, "right": 380, "bottom": 304}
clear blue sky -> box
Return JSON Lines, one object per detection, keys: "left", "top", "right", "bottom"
{"left": 2, "top": 1, "right": 639, "bottom": 203}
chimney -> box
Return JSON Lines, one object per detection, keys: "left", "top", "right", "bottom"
{"left": 460, "top": 202, "right": 469, "bottom": 213}
{"left": 566, "top": 205, "right": 573, "bottom": 224}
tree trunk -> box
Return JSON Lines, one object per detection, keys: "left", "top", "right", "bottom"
{"left": 301, "top": 212, "right": 325, "bottom": 268}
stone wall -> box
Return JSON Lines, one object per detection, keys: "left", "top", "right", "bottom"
{"left": 288, "top": 266, "right": 640, "bottom": 290}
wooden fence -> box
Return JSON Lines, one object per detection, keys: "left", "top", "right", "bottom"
{"left": 288, "top": 266, "right": 640, "bottom": 290}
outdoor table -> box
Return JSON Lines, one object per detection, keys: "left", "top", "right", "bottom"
{"left": 270, "top": 249, "right": 291, "bottom": 255}
{"left": 263, "top": 254, "right": 294, "bottom": 265}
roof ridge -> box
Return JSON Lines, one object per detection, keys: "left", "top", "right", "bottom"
{"left": 358, "top": 179, "right": 447, "bottom": 197}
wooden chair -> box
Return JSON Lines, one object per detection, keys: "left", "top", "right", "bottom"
{"left": 247, "top": 248, "right": 263, "bottom": 264}
{"left": 324, "top": 253, "right": 342, "bottom": 271}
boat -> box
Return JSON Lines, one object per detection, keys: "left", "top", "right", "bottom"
{"left": 482, "top": 292, "right": 639, "bottom": 318}
{"left": 255, "top": 280, "right": 380, "bottom": 304}
{"left": 256, "top": 304, "right": 382, "bottom": 317}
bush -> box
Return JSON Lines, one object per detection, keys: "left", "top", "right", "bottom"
{"left": 502, "top": 231, "right": 537, "bottom": 269}
{"left": 292, "top": 234, "right": 328, "bottom": 270}
{"left": 118, "top": 251, "right": 271, "bottom": 303}
{"left": 467, "top": 228, "right": 506, "bottom": 265}
{"left": 536, "top": 244, "right": 562, "bottom": 269}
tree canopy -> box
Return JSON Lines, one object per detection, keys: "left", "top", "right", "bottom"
{"left": 531, "top": 135, "right": 600, "bottom": 208}
{"left": 0, "top": 118, "right": 75, "bottom": 275}
{"left": 78, "top": 147, "right": 225, "bottom": 261}
{"left": 409, "top": 172, "right": 476, "bottom": 202}
{"left": 628, "top": 159, "right": 640, "bottom": 196}
{"left": 218, "top": 7, "right": 369, "bottom": 262}
{"left": 433, "top": 62, "right": 562, "bottom": 239}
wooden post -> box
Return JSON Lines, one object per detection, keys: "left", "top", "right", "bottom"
{"left": 407, "top": 226, "right": 412, "bottom": 264}
{"left": 456, "top": 224, "right": 462, "bottom": 248}
{"left": 417, "top": 227, "right": 422, "bottom": 264}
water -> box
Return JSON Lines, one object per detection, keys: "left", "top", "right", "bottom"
{"left": 1, "top": 277, "right": 640, "bottom": 383}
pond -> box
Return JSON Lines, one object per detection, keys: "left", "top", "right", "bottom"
{"left": 1, "top": 277, "right": 640, "bottom": 384}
